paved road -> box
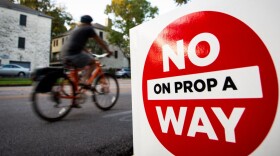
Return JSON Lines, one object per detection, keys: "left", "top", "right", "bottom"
{"left": 0, "top": 79, "right": 133, "bottom": 156}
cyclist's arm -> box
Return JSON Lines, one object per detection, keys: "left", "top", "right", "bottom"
{"left": 83, "top": 48, "right": 90, "bottom": 53}
{"left": 92, "top": 35, "right": 112, "bottom": 55}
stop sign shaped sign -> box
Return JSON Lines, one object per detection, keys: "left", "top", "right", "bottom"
{"left": 142, "top": 11, "right": 278, "bottom": 155}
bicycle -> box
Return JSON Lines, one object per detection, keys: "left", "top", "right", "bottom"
{"left": 31, "top": 53, "right": 119, "bottom": 122}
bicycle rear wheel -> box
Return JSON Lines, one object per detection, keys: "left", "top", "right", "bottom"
{"left": 93, "top": 73, "right": 119, "bottom": 110}
{"left": 32, "top": 76, "right": 75, "bottom": 122}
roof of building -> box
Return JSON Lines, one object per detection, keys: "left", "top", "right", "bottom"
{"left": 92, "top": 23, "right": 107, "bottom": 30}
{"left": 0, "top": 0, "right": 52, "bottom": 19}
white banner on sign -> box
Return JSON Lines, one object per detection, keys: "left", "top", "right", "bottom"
{"left": 148, "top": 66, "right": 262, "bottom": 100}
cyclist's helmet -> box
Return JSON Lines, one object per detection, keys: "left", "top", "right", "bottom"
{"left": 80, "top": 15, "right": 93, "bottom": 24}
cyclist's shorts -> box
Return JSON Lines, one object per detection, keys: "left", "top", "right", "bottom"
{"left": 63, "top": 51, "right": 93, "bottom": 68}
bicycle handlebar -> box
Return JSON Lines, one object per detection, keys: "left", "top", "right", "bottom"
{"left": 92, "top": 53, "right": 109, "bottom": 59}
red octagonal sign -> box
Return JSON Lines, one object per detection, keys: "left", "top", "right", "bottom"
{"left": 142, "top": 11, "right": 278, "bottom": 155}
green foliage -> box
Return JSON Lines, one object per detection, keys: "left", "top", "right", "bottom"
{"left": 16, "top": 0, "right": 72, "bottom": 37}
{"left": 174, "top": 0, "right": 191, "bottom": 5}
{"left": 0, "top": 78, "right": 32, "bottom": 86}
{"left": 104, "top": 0, "right": 158, "bottom": 57}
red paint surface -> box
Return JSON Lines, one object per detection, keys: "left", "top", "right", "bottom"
{"left": 196, "top": 41, "right": 210, "bottom": 58}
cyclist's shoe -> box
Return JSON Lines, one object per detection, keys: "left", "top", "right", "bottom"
{"left": 101, "top": 86, "right": 109, "bottom": 93}
{"left": 72, "top": 104, "right": 82, "bottom": 108}
{"left": 79, "top": 83, "right": 92, "bottom": 90}
{"left": 51, "top": 91, "right": 60, "bottom": 104}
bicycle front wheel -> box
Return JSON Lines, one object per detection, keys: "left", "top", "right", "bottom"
{"left": 32, "top": 76, "right": 75, "bottom": 122}
{"left": 93, "top": 73, "right": 119, "bottom": 110}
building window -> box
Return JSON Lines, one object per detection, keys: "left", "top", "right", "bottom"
{"left": 20, "top": 14, "right": 27, "bottom": 26}
{"left": 62, "top": 38, "right": 64, "bottom": 45}
{"left": 18, "top": 37, "right": 25, "bottom": 49}
{"left": 99, "top": 32, "right": 103, "bottom": 39}
{"left": 53, "top": 40, "right": 58, "bottom": 47}
{"left": 114, "top": 51, "right": 118, "bottom": 59}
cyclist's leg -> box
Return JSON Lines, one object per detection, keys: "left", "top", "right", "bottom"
{"left": 64, "top": 51, "right": 94, "bottom": 84}
{"left": 82, "top": 60, "right": 95, "bottom": 84}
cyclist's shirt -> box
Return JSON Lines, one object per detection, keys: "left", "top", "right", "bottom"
{"left": 62, "top": 25, "right": 97, "bottom": 56}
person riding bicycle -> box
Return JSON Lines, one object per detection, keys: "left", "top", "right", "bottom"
{"left": 61, "top": 15, "right": 112, "bottom": 108}
{"left": 62, "top": 15, "right": 112, "bottom": 85}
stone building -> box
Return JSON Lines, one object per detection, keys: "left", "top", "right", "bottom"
{"left": 0, "top": 0, "right": 52, "bottom": 71}
{"left": 50, "top": 23, "right": 129, "bottom": 70}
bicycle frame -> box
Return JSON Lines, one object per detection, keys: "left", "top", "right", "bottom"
{"left": 65, "top": 58, "right": 105, "bottom": 98}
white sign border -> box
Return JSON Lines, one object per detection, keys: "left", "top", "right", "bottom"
{"left": 130, "top": 0, "right": 280, "bottom": 155}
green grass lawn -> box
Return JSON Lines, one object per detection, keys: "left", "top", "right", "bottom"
{"left": 0, "top": 77, "right": 32, "bottom": 86}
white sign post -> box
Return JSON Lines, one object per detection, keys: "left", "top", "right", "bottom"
{"left": 130, "top": 0, "right": 280, "bottom": 155}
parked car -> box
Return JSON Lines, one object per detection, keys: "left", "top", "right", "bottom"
{"left": 0, "top": 64, "right": 30, "bottom": 77}
{"left": 115, "top": 67, "right": 131, "bottom": 78}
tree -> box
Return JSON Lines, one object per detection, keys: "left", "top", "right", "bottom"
{"left": 16, "top": 0, "right": 72, "bottom": 37}
{"left": 105, "top": 0, "right": 158, "bottom": 58}
{"left": 174, "top": 0, "right": 191, "bottom": 5}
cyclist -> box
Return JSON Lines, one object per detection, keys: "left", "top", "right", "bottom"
{"left": 61, "top": 15, "right": 112, "bottom": 108}
{"left": 62, "top": 15, "right": 112, "bottom": 85}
